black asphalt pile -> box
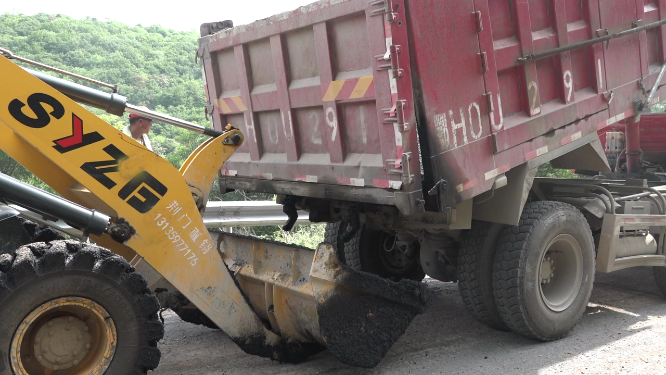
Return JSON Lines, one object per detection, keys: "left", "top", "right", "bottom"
{"left": 316, "top": 266, "right": 431, "bottom": 368}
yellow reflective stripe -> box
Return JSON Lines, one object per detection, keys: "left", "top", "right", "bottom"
{"left": 322, "top": 80, "right": 345, "bottom": 102}
{"left": 349, "top": 76, "right": 373, "bottom": 99}
{"left": 217, "top": 98, "right": 233, "bottom": 114}
{"left": 230, "top": 96, "right": 247, "bottom": 111}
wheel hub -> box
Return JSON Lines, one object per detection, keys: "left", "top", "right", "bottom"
{"left": 33, "top": 315, "right": 92, "bottom": 370}
{"left": 540, "top": 256, "right": 555, "bottom": 284}
{"left": 382, "top": 235, "right": 412, "bottom": 268}
{"left": 10, "top": 297, "right": 117, "bottom": 375}
{"left": 538, "top": 234, "right": 584, "bottom": 312}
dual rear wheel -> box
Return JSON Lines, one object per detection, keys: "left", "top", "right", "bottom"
{"left": 458, "top": 201, "right": 596, "bottom": 340}
{"left": 324, "top": 222, "right": 425, "bottom": 281}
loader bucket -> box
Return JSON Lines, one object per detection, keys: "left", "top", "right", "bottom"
{"left": 214, "top": 232, "right": 430, "bottom": 367}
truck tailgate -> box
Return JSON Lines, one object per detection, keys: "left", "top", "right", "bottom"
{"left": 199, "top": 0, "right": 421, "bottom": 215}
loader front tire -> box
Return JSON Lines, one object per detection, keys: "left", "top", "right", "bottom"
{"left": 492, "top": 202, "right": 595, "bottom": 341}
{"left": 0, "top": 240, "right": 163, "bottom": 375}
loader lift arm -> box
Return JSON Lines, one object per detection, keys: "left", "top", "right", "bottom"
{"left": 0, "top": 54, "right": 429, "bottom": 371}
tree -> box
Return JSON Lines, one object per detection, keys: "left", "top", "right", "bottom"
{"left": 536, "top": 163, "right": 578, "bottom": 179}
{"left": 0, "top": 14, "right": 208, "bottom": 173}
{"left": 0, "top": 14, "right": 323, "bottom": 247}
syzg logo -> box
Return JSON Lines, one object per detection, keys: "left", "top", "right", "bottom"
{"left": 8, "top": 93, "right": 167, "bottom": 213}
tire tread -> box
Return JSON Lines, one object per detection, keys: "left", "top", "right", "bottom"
{"left": 0, "top": 240, "right": 163, "bottom": 374}
{"left": 492, "top": 201, "right": 594, "bottom": 341}
{"left": 458, "top": 221, "right": 508, "bottom": 330}
{"left": 653, "top": 267, "right": 666, "bottom": 297}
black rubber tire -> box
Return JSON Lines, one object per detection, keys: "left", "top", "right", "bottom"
{"left": 458, "top": 220, "right": 509, "bottom": 331}
{"left": 174, "top": 306, "right": 218, "bottom": 330}
{"left": 492, "top": 201, "right": 595, "bottom": 341}
{"left": 19, "top": 217, "right": 66, "bottom": 243}
{"left": 325, "top": 222, "right": 425, "bottom": 281}
{"left": 325, "top": 222, "right": 362, "bottom": 270}
{"left": 653, "top": 267, "right": 666, "bottom": 297}
{"left": 156, "top": 289, "right": 218, "bottom": 330}
{"left": 0, "top": 240, "right": 163, "bottom": 374}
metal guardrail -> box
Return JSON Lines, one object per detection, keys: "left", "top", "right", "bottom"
{"left": 202, "top": 201, "right": 308, "bottom": 228}
{"left": 11, "top": 201, "right": 309, "bottom": 239}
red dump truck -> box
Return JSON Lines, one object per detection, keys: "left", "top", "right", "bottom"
{"left": 598, "top": 112, "right": 666, "bottom": 178}
{"left": 198, "top": 0, "right": 666, "bottom": 341}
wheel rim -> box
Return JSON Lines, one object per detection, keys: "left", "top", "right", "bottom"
{"left": 538, "top": 234, "right": 584, "bottom": 312}
{"left": 378, "top": 233, "right": 414, "bottom": 273}
{"left": 10, "top": 297, "right": 117, "bottom": 375}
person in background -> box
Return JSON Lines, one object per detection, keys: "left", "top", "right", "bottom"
{"left": 123, "top": 105, "right": 153, "bottom": 151}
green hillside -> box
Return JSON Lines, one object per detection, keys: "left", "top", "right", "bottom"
{"left": 0, "top": 13, "right": 324, "bottom": 247}
{"left": 0, "top": 13, "right": 207, "bottom": 169}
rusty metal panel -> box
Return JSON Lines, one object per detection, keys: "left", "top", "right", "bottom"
{"left": 201, "top": 0, "right": 666, "bottom": 215}
{"left": 201, "top": 0, "right": 411, "bottom": 206}
{"left": 407, "top": 0, "right": 495, "bottom": 204}
{"left": 409, "top": 0, "right": 666, "bottom": 204}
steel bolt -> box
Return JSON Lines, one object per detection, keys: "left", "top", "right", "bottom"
{"left": 35, "top": 337, "right": 41, "bottom": 343}
{"left": 85, "top": 344, "right": 91, "bottom": 349}
{"left": 38, "top": 356, "right": 43, "bottom": 361}
{"left": 53, "top": 366, "right": 59, "bottom": 370}
{"left": 66, "top": 325, "right": 71, "bottom": 331}
{"left": 73, "top": 360, "right": 79, "bottom": 365}
{"left": 56, "top": 357, "right": 61, "bottom": 363}
{"left": 83, "top": 326, "right": 89, "bottom": 332}
{"left": 48, "top": 321, "right": 54, "bottom": 327}
{"left": 49, "top": 331, "right": 54, "bottom": 336}
{"left": 73, "top": 351, "right": 78, "bottom": 356}
{"left": 25, "top": 355, "right": 31, "bottom": 362}
{"left": 68, "top": 317, "right": 73, "bottom": 322}
{"left": 550, "top": 273, "right": 554, "bottom": 278}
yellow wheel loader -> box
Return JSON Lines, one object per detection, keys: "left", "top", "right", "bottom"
{"left": 0, "top": 51, "right": 429, "bottom": 374}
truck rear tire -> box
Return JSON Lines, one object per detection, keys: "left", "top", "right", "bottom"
{"left": 324, "top": 222, "right": 424, "bottom": 281}
{"left": 492, "top": 201, "right": 595, "bottom": 341}
{"left": 325, "top": 221, "right": 362, "bottom": 270}
{"left": 0, "top": 240, "right": 163, "bottom": 374}
{"left": 653, "top": 267, "right": 666, "bottom": 296}
{"left": 458, "top": 220, "right": 509, "bottom": 331}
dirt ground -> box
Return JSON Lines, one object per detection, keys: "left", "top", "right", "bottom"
{"left": 152, "top": 267, "right": 666, "bottom": 374}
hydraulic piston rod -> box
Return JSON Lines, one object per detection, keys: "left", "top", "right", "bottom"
{"left": 0, "top": 50, "right": 224, "bottom": 137}
{"left": 0, "top": 173, "right": 135, "bottom": 243}
{"left": 0, "top": 172, "right": 110, "bottom": 237}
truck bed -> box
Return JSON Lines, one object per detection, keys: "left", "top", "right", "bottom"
{"left": 199, "top": 0, "right": 666, "bottom": 217}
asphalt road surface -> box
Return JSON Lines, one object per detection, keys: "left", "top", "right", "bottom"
{"left": 152, "top": 267, "right": 666, "bottom": 374}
